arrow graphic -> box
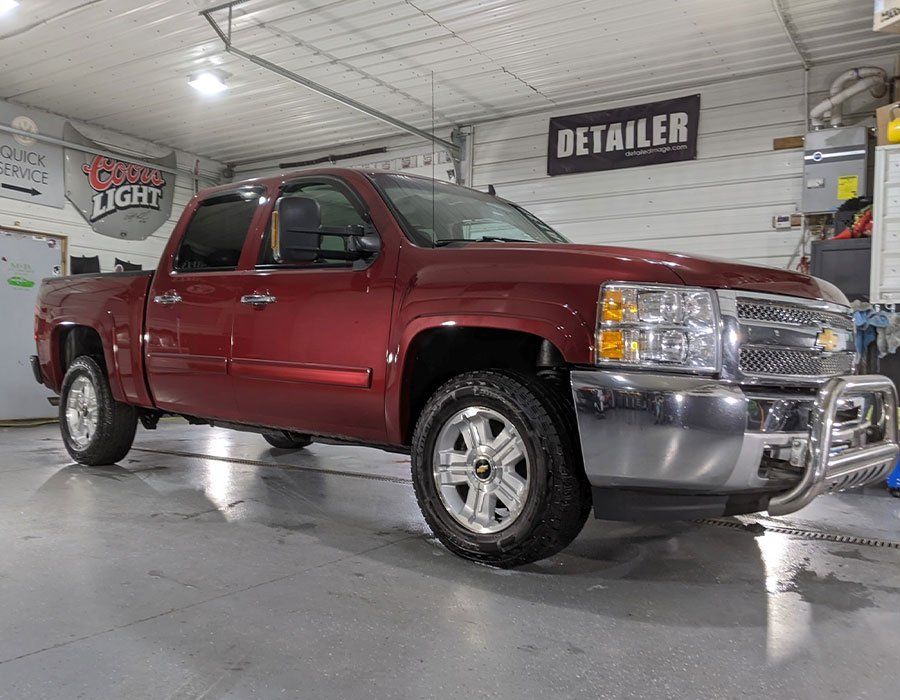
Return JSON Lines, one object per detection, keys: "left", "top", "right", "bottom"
{"left": 1, "top": 182, "right": 41, "bottom": 197}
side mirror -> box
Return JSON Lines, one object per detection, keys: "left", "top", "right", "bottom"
{"left": 346, "top": 226, "right": 381, "bottom": 257}
{"left": 276, "top": 197, "right": 322, "bottom": 263}
{"left": 274, "top": 196, "right": 380, "bottom": 264}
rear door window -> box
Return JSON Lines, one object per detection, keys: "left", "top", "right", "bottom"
{"left": 175, "top": 189, "right": 263, "bottom": 271}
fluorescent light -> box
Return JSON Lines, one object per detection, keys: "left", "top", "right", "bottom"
{"left": 0, "top": 0, "right": 20, "bottom": 14}
{"left": 188, "top": 70, "right": 228, "bottom": 95}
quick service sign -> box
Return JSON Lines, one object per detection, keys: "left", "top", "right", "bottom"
{"left": 64, "top": 122, "right": 176, "bottom": 240}
{"left": 0, "top": 101, "right": 65, "bottom": 209}
{"left": 547, "top": 94, "right": 700, "bottom": 176}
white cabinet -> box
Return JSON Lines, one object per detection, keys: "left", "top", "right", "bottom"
{"left": 871, "top": 145, "right": 900, "bottom": 303}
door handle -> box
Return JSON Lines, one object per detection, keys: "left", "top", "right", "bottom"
{"left": 153, "top": 292, "right": 182, "bottom": 305}
{"left": 240, "top": 293, "right": 277, "bottom": 306}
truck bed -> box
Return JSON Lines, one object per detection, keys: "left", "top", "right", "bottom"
{"left": 35, "top": 270, "right": 155, "bottom": 407}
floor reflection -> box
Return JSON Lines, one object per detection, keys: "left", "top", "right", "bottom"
{"left": 757, "top": 531, "right": 813, "bottom": 664}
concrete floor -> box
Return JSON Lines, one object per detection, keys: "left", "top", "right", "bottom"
{"left": 0, "top": 422, "right": 898, "bottom": 699}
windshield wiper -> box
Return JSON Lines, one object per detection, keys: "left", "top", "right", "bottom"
{"left": 433, "top": 236, "right": 527, "bottom": 247}
{"left": 476, "top": 236, "right": 528, "bottom": 243}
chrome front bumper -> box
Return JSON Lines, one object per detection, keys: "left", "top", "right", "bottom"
{"left": 571, "top": 370, "right": 899, "bottom": 519}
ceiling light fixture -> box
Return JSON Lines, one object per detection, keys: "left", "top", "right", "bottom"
{"left": 0, "top": 0, "right": 20, "bottom": 15}
{"left": 188, "top": 69, "right": 228, "bottom": 95}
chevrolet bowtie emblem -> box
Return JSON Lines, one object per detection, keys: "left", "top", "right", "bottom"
{"left": 815, "top": 328, "right": 843, "bottom": 352}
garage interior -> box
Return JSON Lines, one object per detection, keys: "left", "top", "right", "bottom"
{"left": 2, "top": 0, "right": 900, "bottom": 698}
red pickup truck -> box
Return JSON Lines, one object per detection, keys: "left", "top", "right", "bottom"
{"left": 32, "top": 168, "right": 899, "bottom": 566}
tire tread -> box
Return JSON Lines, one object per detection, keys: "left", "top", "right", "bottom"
{"left": 60, "top": 356, "right": 137, "bottom": 465}
{"left": 263, "top": 431, "right": 313, "bottom": 449}
{"left": 411, "top": 370, "right": 591, "bottom": 567}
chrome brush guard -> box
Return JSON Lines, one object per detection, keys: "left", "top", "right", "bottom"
{"left": 768, "top": 375, "right": 899, "bottom": 516}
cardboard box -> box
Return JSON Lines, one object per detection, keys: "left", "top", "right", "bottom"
{"left": 876, "top": 101, "right": 900, "bottom": 145}
{"left": 874, "top": 0, "right": 900, "bottom": 33}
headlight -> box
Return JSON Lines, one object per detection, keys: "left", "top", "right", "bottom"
{"left": 596, "top": 283, "right": 720, "bottom": 373}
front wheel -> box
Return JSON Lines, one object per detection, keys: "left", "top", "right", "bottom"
{"left": 411, "top": 370, "right": 591, "bottom": 567}
{"left": 60, "top": 356, "right": 137, "bottom": 465}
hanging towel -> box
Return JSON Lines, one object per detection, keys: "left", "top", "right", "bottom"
{"left": 851, "top": 301, "right": 899, "bottom": 357}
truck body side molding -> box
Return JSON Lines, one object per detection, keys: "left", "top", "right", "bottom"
{"left": 229, "top": 358, "right": 372, "bottom": 388}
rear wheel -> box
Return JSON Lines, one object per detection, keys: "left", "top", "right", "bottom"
{"left": 60, "top": 356, "right": 137, "bottom": 465}
{"left": 411, "top": 370, "right": 591, "bottom": 567}
{"left": 262, "top": 431, "right": 313, "bottom": 449}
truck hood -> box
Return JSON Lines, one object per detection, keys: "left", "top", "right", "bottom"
{"left": 464, "top": 242, "right": 847, "bottom": 306}
{"left": 597, "top": 245, "right": 847, "bottom": 305}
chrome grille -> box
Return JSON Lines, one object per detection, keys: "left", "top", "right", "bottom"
{"left": 719, "top": 290, "right": 857, "bottom": 384}
{"left": 736, "top": 300, "right": 854, "bottom": 332}
{"left": 739, "top": 346, "right": 856, "bottom": 378}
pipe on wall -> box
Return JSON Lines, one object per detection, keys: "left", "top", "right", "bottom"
{"left": 809, "top": 67, "right": 887, "bottom": 128}
{"left": 827, "top": 67, "right": 888, "bottom": 126}
{"left": 0, "top": 123, "right": 221, "bottom": 183}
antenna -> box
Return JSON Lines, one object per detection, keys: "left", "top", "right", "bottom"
{"left": 431, "top": 70, "right": 436, "bottom": 244}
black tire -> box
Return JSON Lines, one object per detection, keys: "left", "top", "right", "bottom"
{"left": 59, "top": 356, "right": 137, "bottom": 465}
{"left": 890, "top": 488, "right": 900, "bottom": 499}
{"left": 263, "top": 431, "right": 313, "bottom": 449}
{"left": 411, "top": 370, "right": 591, "bottom": 567}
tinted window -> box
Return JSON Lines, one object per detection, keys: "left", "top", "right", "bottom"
{"left": 371, "top": 173, "right": 568, "bottom": 247}
{"left": 260, "top": 181, "right": 367, "bottom": 265}
{"left": 175, "top": 190, "right": 261, "bottom": 271}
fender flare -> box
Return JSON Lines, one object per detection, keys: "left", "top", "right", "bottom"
{"left": 384, "top": 309, "right": 593, "bottom": 444}
{"left": 51, "top": 320, "right": 127, "bottom": 403}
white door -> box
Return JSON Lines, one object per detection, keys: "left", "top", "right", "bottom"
{"left": 0, "top": 229, "right": 64, "bottom": 420}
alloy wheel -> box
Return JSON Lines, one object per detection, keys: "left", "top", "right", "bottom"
{"left": 432, "top": 406, "right": 530, "bottom": 533}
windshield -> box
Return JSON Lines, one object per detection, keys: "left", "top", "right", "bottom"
{"left": 370, "top": 173, "right": 569, "bottom": 247}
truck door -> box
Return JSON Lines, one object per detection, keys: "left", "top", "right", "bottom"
{"left": 230, "top": 177, "right": 396, "bottom": 443}
{"left": 145, "top": 188, "right": 266, "bottom": 421}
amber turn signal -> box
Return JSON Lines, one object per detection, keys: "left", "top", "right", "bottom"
{"left": 599, "top": 330, "right": 624, "bottom": 360}
{"left": 270, "top": 210, "right": 281, "bottom": 259}
{"left": 601, "top": 290, "right": 624, "bottom": 322}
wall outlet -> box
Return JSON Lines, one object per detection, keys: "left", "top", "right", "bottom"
{"left": 772, "top": 214, "right": 793, "bottom": 230}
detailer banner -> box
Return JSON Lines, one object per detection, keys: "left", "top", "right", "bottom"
{"left": 547, "top": 94, "right": 700, "bottom": 176}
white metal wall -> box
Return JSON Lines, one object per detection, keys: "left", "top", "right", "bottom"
{"left": 0, "top": 115, "right": 223, "bottom": 272}
{"left": 3, "top": 1, "right": 895, "bottom": 164}
{"left": 472, "top": 53, "right": 897, "bottom": 269}
{"left": 235, "top": 53, "right": 897, "bottom": 271}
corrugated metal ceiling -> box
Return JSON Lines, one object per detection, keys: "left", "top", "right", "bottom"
{"left": 0, "top": 0, "right": 895, "bottom": 165}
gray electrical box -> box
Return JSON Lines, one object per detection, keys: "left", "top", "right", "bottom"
{"left": 802, "top": 126, "right": 873, "bottom": 213}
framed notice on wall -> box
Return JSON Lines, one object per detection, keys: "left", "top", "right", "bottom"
{"left": 547, "top": 94, "right": 700, "bottom": 176}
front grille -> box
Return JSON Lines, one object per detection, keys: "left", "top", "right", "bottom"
{"left": 736, "top": 300, "right": 854, "bottom": 332}
{"left": 739, "top": 346, "right": 856, "bottom": 378}
{"left": 720, "top": 290, "right": 857, "bottom": 384}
